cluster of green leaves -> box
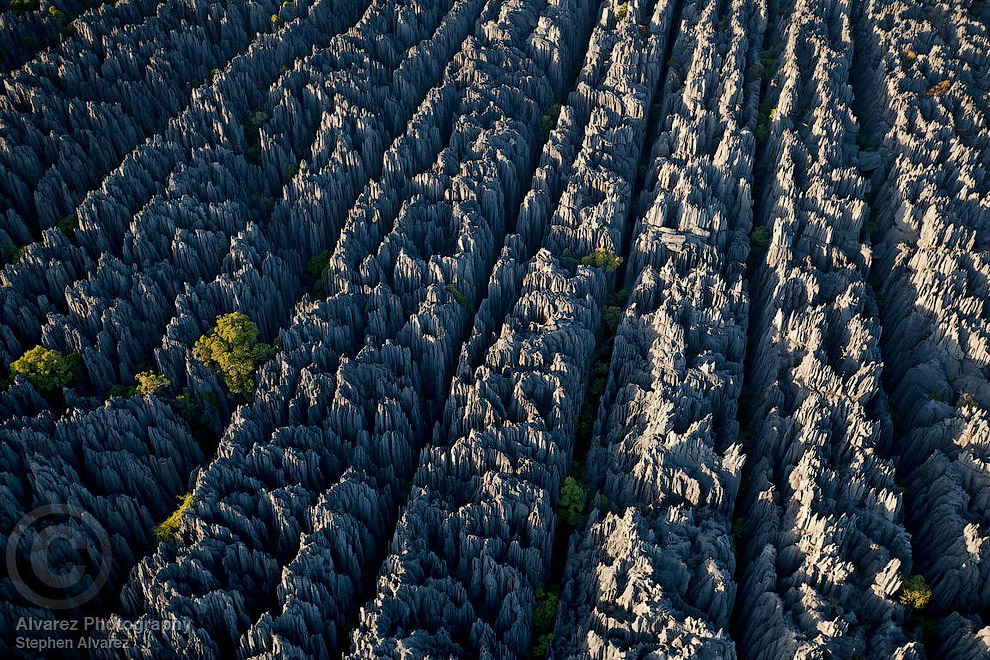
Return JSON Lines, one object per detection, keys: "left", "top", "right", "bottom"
{"left": 445, "top": 284, "right": 473, "bottom": 311}
{"left": 106, "top": 370, "right": 171, "bottom": 398}
{"left": 541, "top": 103, "right": 561, "bottom": 138}
{"left": 926, "top": 80, "right": 951, "bottom": 97}
{"left": 750, "top": 226, "right": 770, "bottom": 253}
{"left": 242, "top": 110, "right": 269, "bottom": 162}
{"left": 732, "top": 517, "right": 749, "bottom": 540}
{"left": 579, "top": 249, "right": 622, "bottom": 272}
{"left": 58, "top": 215, "right": 79, "bottom": 241}
{"left": 192, "top": 312, "right": 276, "bottom": 397}
{"left": 897, "top": 574, "right": 932, "bottom": 610}
{"left": 11, "top": 0, "right": 40, "bottom": 16}
{"left": 747, "top": 55, "right": 775, "bottom": 84}
{"left": 10, "top": 346, "right": 79, "bottom": 392}
{"left": 755, "top": 98, "right": 775, "bottom": 144}
{"left": 557, "top": 476, "right": 586, "bottom": 526}
{"left": 306, "top": 249, "right": 333, "bottom": 277}
{"left": 615, "top": 2, "right": 628, "bottom": 20}
{"left": 153, "top": 492, "right": 198, "bottom": 543}
{"left": 529, "top": 587, "right": 559, "bottom": 658}
{"left": 1, "top": 242, "right": 24, "bottom": 265}
{"left": 285, "top": 162, "right": 299, "bottom": 180}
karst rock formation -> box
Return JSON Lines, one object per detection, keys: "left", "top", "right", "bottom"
{"left": 1, "top": 0, "right": 989, "bottom": 659}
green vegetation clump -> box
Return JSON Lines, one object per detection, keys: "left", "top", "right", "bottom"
{"left": 243, "top": 110, "right": 269, "bottom": 162}
{"left": 154, "top": 492, "right": 198, "bottom": 542}
{"left": 926, "top": 80, "right": 951, "bottom": 97}
{"left": 445, "top": 284, "right": 473, "bottom": 311}
{"left": 306, "top": 249, "right": 333, "bottom": 277}
{"left": 750, "top": 226, "right": 770, "bottom": 252}
{"left": 557, "top": 476, "right": 586, "bottom": 526}
{"left": 615, "top": 2, "right": 628, "bottom": 20}
{"left": 542, "top": 103, "right": 561, "bottom": 137}
{"left": 11, "top": 0, "right": 40, "bottom": 15}
{"left": 580, "top": 249, "right": 622, "bottom": 272}
{"left": 602, "top": 305, "right": 622, "bottom": 333}
{"left": 47, "top": 5, "right": 67, "bottom": 22}
{"left": 897, "top": 574, "right": 932, "bottom": 610}
{"left": 1, "top": 243, "right": 24, "bottom": 265}
{"left": 285, "top": 163, "right": 299, "bottom": 180}
{"left": 58, "top": 215, "right": 78, "bottom": 240}
{"left": 732, "top": 517, "right": 749, "bottom": 539}
{"left": 135, "top": 370, "right": 171, "bottom": 395}
{"left": 193, "top": 312, "right": 276, "bottom": 396}
{"left": 10, "top": 346, "right": 79, "bottom": 392}
{"left": 530, "top": 633, "right": 554, "bottom": 658}
{"left": 533, "top": 588, "right": 558, "bottom": 633}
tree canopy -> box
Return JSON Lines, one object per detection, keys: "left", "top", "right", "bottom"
{"left": 10, "top": 346, "right": 79, "bottom": 392}
{"left": 193, "top": 312, "right": 276, "bottom": 396}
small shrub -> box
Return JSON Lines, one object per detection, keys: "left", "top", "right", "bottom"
{"left": 58, "top": 215, "right": 78, "bottom": 239}
{"left": 47, "top": 5, "right": 67, "bottom": 22}
{"left": 445, "top": 284, "right": 473, "bottom": 311}
{"left": 306, "top": 249, "right": 333, "bottom": 276}
{"left": 602, "top": 305, "right": 622, "bottom": 333}
{"left": 135, "top": 370, "right": 171, "bottom": 395}
{"left": 541, "top": 103, "right": 561, "bottom": 137}
{"left": 193, "top": 312, "right": 276, "bottom": 397}
{"left": 860, "top": 219, "right": 877, "bottom": 241}
{"left": 10, "top": 0, "right": 40, "bottom": 15}
{"left": 533, "top": 589, "right": 558, "bottom": 633}
{"left": 607, "top": 288, "right": 630, "bottom": 308}
{"left": 900, "top": 48, "right": 917, "bottom": 63}
{"left": 285, "top": 163, "right": 299, "bottom": 180}
{"left": 926, "top": 80, "right": 951, "bottom": 97}
{"left": 243, "top": 110, "right": 269, "bottom": 162}
{"left": 732, "top": 517, "right": 749, "bottom": 539}
{"left": 270, "top": 13, "right": 281, "bottom": 23}
{"left": 750, "top": 226, "right": 770, "bottom": 252}
{"left": 557, "top": 476, "right": 586, "bottom": 526}
{"left": 530, "top": 633, "right": 554, "bottom": 659}
{"left": 106, "top": 384, "right": 137, "bottom": 398}
{"left": 10, "top": 346, "right": 79, "bottom": 392}
{"left": 154, "top": 492, "right": 198, "bottom": 542}
{"left": 1, "top": 243, "right": 24, "bottom": 264}
{"left": 580, "top": 249, "right": 622, "bottom": 272}
{"left": 897, "top": 574, "right": 932, "bottom": 610}
{"left": 615, "top": 2, "right": 628, "bottom": 20}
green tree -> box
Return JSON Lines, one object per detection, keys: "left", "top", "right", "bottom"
{"left": 542, "top": 103, "right": 561, "bottom": 137}
{"left": 154, "top": 492, "right": 198, "bottom": 542}
{"left": 446, "top": 284, "right": 473, "bottom": 311}
{"left": 533, "top": 588, "right": 558, "bottom": 632}
{"left": 193, "top": 312, "right": 276, "bottom": 396}
{"left": 750, "top": 226, "right": 770, "bottom": 252}
{"left": 306, "top": 249, "right": 333, "bottom": 276}
{"left": 897, "top": 574, "right": 932, "bottom": 610}
{"left": 580, "top": 249, "right": 622, "bottom": 272}
{"left": 10, "top": 346, "right": 79, "bottom": 392}
{"left": 10, "top": 0, "right": 40, "bottom": 15}
{"left": 58, "top": 215, "right": 78, "bottom": 239}
{"left": 557, "top": 476, "right": 586, "bottom": 526}
{"left": 135, "top": 370, "right": 171, "bottom": 395}
{"left": 530, "top": 633, "right": 554, "bottom": 658}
